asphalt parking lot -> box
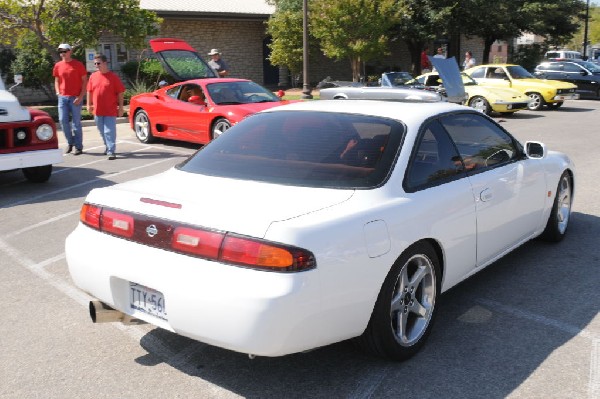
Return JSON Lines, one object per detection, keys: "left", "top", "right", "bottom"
{"left": 1, "top": 101, "right": 599, "bottom": 399}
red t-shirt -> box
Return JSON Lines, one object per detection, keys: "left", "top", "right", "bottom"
{"left": 53, "top": 60, "right": 87, "bottom": 96}
{"left": 87, "top": 71, "right": 126, "bottom": 116}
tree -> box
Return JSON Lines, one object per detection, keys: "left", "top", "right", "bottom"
{"left": 0, "top": 0, "right": 161, "bottom": 61}
{"left": 310, "top": 0, "right": 405, "bottom": 81}
{"left": 266, "top": 10, "right": 306, "bottom": 79}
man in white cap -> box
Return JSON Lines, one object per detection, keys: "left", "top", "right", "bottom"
{"left": 207, "top": 49, "right": 229, "bottom": 77}
{"left": 52, "top": 43, "right": 88, "bottom": 155}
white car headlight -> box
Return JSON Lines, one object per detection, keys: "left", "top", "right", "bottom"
{"left": 36, "top": 124, "right": 54, "bottom": 141}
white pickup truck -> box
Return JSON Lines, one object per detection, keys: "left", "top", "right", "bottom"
{"left": 0, "top": 75, "right": 62, "bottom": 182}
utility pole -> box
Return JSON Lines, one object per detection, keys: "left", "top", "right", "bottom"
{"left": 583, "top": 0, "right": 590, "bottom": 59}
{"left": 301, "top": 0, "right": 313, "bottom": 99}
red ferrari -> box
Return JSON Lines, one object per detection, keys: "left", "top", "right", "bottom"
{"left": 129, "top": 38, "right": 296, "bottom": 144}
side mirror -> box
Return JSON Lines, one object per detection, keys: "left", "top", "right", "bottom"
{"left": 188, "top": 95, "right": 206, "bottom": 106}
{"left": 9, "top": 74, "right": 23, "bottom": 92}
{"left": 525, "top": 141, "right": 546, "bottom": 159}
{"left": 580, "top": 70, "right": 587, "bottom": 76}
{"left": 276, "top": 90, "right": 285, "bottom": 99}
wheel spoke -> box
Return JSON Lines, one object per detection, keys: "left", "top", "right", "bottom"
{"left": 409, "top": 265, "right": 428, "bottom": 287}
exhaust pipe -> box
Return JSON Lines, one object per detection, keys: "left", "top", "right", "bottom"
{"left": 89, "top": 300, "right": 145, "bottom": 325}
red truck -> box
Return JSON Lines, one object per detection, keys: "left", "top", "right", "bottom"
{"left": 0, "top": 76, "right": 62, "bottom": 182}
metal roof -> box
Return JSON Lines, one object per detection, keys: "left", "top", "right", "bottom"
{"left": 140, "top": 0, "right": 275, "bottom": 16}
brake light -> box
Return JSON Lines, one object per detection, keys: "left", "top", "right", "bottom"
{"left": 101, "top": 209, "right": 134, "bottom": 238}
{"left": 79, "top": 203, "right": 316, "bottom": 272}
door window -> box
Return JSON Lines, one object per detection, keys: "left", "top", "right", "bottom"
{"left": 439, "top": 113, "right": 518, "bottom": 172}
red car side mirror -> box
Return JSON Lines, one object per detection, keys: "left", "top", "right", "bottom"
{"left": 277, "top": 90, "right": 285, "bottom": 99}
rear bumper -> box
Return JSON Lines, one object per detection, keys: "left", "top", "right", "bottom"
{"left": 0, "top": 148, "right": 63, "bottom": 171}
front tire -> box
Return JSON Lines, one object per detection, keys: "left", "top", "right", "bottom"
{"left": 357, "top": 241, "right": 441, "bottom": 361}
{"left": 134, "top": 110, "right": 155, "bottom": 144}
{"left": 540, "top": 172, "right": 572, "bottom": 242}
{"left": 22, "top": 165, "right": 52, "bottom": 183}
{"left": 468, "top": 96, "right": 491, "bottom": 115}
{"left": 527, "top": 92, "right": 545, "bottom": 110}
{"left": 211, "top": 118, "right": 231, "bottom": 140}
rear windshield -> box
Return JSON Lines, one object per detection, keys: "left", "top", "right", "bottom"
{"left": 178, "top": 111, "right": 405, "bottom": 188}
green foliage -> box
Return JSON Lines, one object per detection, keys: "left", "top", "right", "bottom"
{"left": 266, "top": 10, "right": 306, "bottom": 75}
{"left": 10, "top": 34, "right": 54, "bottom": 93}
{"left": 124, "top": 79, "right": 157, "bottom": 104}
{"left": 0, "top": 0, "right": 161, "bottom": 59}
{"left": 310, "top": 0, "right": 404, "bottom": 81}
{"left": 121, "top": 59, "right": 166, "bottom": 86}
{"left": 510, "top": 43, "right": 546, "bottom": 71}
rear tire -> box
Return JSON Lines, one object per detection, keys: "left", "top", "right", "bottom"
{"left": 134, "top": 110, "right": 155, "bottom": 144}
{"left": 540, "top": 172, "right": 572, "bottom": 242}
{"left": 356, "top": 241, "right": 441, "bottom": 361}
{"left": 22, "top": 165, "right": 52, "bottom": 183}
{"left": 211, "top": 118, "right": 231, "bottom": 140}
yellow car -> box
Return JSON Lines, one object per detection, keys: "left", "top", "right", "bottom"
{"left": 464, "top": 64, "right": 579, "bottom": 110}
{"left": 409, "top": 72, "right": 531, "bottom": 115}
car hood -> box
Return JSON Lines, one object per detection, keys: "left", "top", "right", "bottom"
{"left": 0, "top": 89, "right": 31, "bottom": 123}
{"left": 512, "top": 78, "right": 577, "bottom": 89}
{"left": 85, "top": 168, "right": 354, "bottom": 238}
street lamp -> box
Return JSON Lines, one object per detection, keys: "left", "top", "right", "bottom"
{"left": 583, "top": 0, "right": 590, "bottom": 59}
{"left": 301, "top": 0, "right": 313, "bottom": 99}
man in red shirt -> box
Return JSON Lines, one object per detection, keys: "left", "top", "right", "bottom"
{"left": 53, "top": 43, "right": 88, "bottom": 155}
{"left": 421, "top": 46, "right": 432, "bottom": 73}
{"left": 86, "top": 54, "right": 125, "bottom": 160}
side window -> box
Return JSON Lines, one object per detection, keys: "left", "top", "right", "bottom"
{"left": 166, "top": 86, "right": 180, "bottom": 99}
{"left": 404, "top": 120, "right": 463, "bottom": 191}
{"left": 439, "top": 113, "right": 518, "bottom": 172}
{"left": 563, "top": 63, "right": 582, "bottom": 73}
{"left": 469, "top": 67, "right": 486, "bottom": 79}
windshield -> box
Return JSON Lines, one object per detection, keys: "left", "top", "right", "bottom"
{"left": 206, "top": 81, "right": 280, "bottom": 105}
{"left": 178, "top": 110, "right": 405, "bottom": 189}
{"left": 382, "top": 72, "right": 413, "bottom": 86}
{"left": 461, "top": 73, "right": 478, "bottom": 86}
{"left": 580, "top": 61, "right": 600, "bottom": 73}
{"left": 506, "top": 65, "right": 535, "bottom": 79}
{"left": 158, "top": 50, "right": 217, "bottom": 80}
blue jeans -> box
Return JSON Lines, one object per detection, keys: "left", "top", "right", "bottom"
{"left": 95, "top": 116, "right": 117, "bottom": 154}
{"left": 57, "top": 95, "right": 83, "bottom": 149}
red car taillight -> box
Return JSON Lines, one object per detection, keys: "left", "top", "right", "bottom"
{"left": 79, "top": 203, "right": 316, "bottom": 272}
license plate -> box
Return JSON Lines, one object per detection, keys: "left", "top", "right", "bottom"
{"left": 129, "top": 282, "right": 167, "bottom": 321}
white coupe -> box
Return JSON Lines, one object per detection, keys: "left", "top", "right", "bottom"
{"left": 66, "top": 100, "right": 575, "bottom": 361}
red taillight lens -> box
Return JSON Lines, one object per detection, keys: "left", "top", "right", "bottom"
{"left": 172, "top": 227, "right": 224, "bottom": 258}
{"left": 101, "top": 209, "right": 134, "bottom": 238}
{"left": 80, "top": 203, "right": 101, "bottom": 229}
{"left": 79, "top": 203, "right": 316, "bottom": 272}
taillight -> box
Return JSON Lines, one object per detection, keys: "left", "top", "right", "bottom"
{"left": 80, "top": 203, "right": 101, "bottom": 229}
{"left": 101, "top": 209, "right": 134, "bottom": 238}
{"left": 172, "top": 227, "right": 223, "bottom": 258}
{"left": 79, "top": 203, "right": 316, "bottom": 272}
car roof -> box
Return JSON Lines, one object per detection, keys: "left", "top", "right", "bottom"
{"left": 263, "top": 99, "right": 468, "bottom": 126}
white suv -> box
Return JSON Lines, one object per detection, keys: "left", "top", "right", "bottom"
{"left": 0, "top": 76, "right": 62, "bottom": 182}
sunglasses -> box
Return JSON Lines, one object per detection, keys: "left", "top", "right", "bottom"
{"left": 58, "top": 50, "right": 70, "bottom": 54}
{"left": 94, "top": 62, "right": 103, "bottom": 65}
